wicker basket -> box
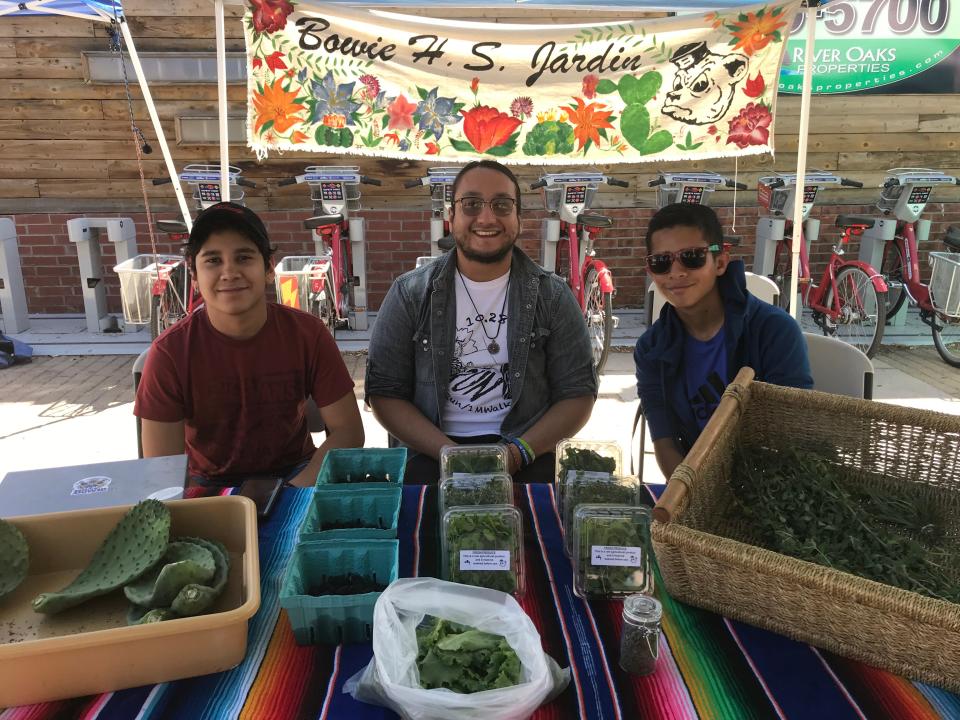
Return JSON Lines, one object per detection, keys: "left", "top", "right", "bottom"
{"left": 651, "top": 368, "right": 960, "bottom": 691}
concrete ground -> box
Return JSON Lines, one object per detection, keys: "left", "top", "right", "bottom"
{"left": 1, "top": 346, "right": 958, "bottom": 484}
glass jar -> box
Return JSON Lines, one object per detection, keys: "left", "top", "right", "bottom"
{"left": 619, "top": 594, "right": 662, "bottom": 676}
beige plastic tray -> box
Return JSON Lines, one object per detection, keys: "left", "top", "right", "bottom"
{"left": 0, "top": 495, "right": 260, "bottom": 708}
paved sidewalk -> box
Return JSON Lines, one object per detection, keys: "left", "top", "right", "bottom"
{"left": 1, "top": 348, "right": 958, "bottom": 481}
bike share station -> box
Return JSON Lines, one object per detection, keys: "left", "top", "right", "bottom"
{"left": 0, "top": 218, "right": 31, "bottom": 335}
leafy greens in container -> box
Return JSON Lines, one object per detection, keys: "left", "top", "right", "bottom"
{"left": 415, "top": 616, "right": 522, "bottom": 693}
{"left": 562, "top": 474, "right": 639, "bottom": 555}
{"left": 441, "top": 505, "right": 523, "bottom": 597}
{"left": 554, "top": 440, "right": 621, "bottom": 520}
{"left": 572, "top": 505, "right": 653, "bottom": 598}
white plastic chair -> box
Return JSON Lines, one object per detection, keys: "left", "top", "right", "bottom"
{"left": 803, "top": 332, "right": 874, "bottom": 400}
{"left": 645, "top": 271, "right": 780, "bottom": 325}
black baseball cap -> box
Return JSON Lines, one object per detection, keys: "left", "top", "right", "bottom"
{"left": 187, "top": 202, "right": 272, "bottom": 258}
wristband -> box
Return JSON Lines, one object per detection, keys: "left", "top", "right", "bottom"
{"left": 517, "top": 437, "right": 535, "bottom": 464}
{"left": 508, "top": 438, "right": 531, "bottom": 468}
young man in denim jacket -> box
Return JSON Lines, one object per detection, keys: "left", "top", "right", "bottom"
{"left": 635, "top": 203, "right": 812, "bottom": 479}
{"left": 366, "top": 161, "right": 598, "bottom": 483}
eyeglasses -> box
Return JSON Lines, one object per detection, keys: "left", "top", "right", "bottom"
{"left": 453, "top": 197, "right": 517, "bottom": 217}
{"left": 645, "top": 245, "right": 720, "bottom": 275}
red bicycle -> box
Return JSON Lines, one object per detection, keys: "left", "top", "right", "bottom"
{"left": 760, "top": 172, "right": 888, "bottom": 357}
{"left": 276, "top": 166, "right": 381, "bottom": 333}
{"left": 531, "top": 171, "right": 628, "bottom": 373}
{"left": 875, "top": 168, "right": 960, "bottom": 365}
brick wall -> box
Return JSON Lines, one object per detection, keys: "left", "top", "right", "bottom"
{"left": 5, "top": 203, "right": 960, "bottom": 316}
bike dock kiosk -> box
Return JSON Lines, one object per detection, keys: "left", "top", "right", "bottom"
{"left": 0, "top": 218, "right": 31, "bottom": 333}
{"left": 348, "top": 215, "right": 368, "bottom": 331}
{"left": 67, "top": 217, "right": 139, "bottom": 333}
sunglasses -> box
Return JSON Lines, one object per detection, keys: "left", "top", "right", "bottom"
{"left": 454, "top": 197, "right": 517, "bottom": 217}
{"left": 645, "top": 244, "right": 720, "bottom": 275}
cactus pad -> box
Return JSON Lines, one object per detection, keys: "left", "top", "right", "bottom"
{"left": 0, "top": 519, "right": 29, "bottom": 602}
{"left": 171, "top": 536, "right": 230, "bottom": 616}
{"left": 130, "top": 607, "right": 178, "bottom": 625}
{"left": 123, "top": 540, "right": 215, "bottom": 609}
{"left": 33, "top": 500, "right": 170, "bottom": 614}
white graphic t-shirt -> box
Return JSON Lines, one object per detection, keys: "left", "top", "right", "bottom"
{"left": 443, "top": 270, "right": 512, "bottom": 437}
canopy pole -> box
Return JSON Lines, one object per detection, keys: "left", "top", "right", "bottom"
{"left": 215, "top": 0, "right": 231, "bottom": 202}
{"left": 789, "top": 4, "right": 817, "bottom": 320}
{"left": 119, "top": 18, "right": 193, "bottom": 229}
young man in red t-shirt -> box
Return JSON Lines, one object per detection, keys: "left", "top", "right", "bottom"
{"left": 134, "top": 202, "right": 363, "bottom": 487}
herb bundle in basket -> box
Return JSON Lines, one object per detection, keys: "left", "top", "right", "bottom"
{"left": 730, "top": 445, "right": 960, "bottom": 604}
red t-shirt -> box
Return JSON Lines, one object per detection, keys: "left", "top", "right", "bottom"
{"left": 134, "top": 303, "right": 353, "bottom": 478}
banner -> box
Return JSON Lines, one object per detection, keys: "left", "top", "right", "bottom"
{"left": 244, "top": 0, "right": 801, "bottom": 163}
{"left": 779, "top": 0, "right": 960, "bottom": 94}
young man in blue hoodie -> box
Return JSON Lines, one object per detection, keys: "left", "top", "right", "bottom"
{"left": 635, "top": 203, "right": 812, "bottom": 478}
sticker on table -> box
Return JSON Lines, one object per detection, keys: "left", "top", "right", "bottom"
{"left": 591, "top": 545, "right": 643, "bottom": 567}
{"left": 71, "top": 476, "right": 112, "bottom": 496}
{"left": 460, "top": 550, "right": 510, "bottom": 571}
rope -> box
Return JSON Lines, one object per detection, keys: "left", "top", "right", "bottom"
{"left": 109, "top": 1, "right": 160, "bottom": 265}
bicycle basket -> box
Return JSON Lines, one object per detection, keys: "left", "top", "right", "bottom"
{"left": 275, "top": 256, "right": 331, "bottom": 311}
{"left": 929, "top": 251, "right": 960, "bottom": 318}
{"left": 113, "top": 254, "right": 182, "bottom": 325}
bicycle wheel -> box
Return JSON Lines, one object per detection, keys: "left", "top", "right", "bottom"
{"left": 822, "top": 265, "right": 887, "bottom": 357}
{"left": 931, "top": 312, "right": 960, "bottom": 367}
{"left": 310, "top": 287, "right": 337, "bottom": 338}
{"left": 879, "top": 241, "right": 907, "bottom": 319}
{"left": 584, "top": 267, "right": 613, "bottom": 373}
{"left": 150, "top": 287, "right": 185, "bottom": 341}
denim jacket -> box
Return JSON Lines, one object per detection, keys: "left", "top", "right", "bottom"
{"left": 366, "top": 247, "right": 598, "bottom": 439}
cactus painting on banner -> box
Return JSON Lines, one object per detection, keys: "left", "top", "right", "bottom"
{"left": 243, "top": 0, "right": 802, "bottom": 163}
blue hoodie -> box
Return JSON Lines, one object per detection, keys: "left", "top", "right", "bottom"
{"left": 634, "top": 260, "right": 812, "bottom": 452}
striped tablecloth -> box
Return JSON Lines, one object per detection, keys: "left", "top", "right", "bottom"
{"left": 4, "top": 484, "right": 959, "bottom": 720}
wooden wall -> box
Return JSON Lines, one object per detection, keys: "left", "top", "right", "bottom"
{"left": 2, "top": 1, "right": 959, "bottom": 314}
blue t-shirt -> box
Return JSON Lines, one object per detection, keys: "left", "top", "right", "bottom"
{"left": 683, "top": 326, "right": 728, "bottom": 431}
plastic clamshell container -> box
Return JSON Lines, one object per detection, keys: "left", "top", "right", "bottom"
{"left": 439, "top": 473, "right": 513, "bottom": 518}
{"left": 299, "top": 485, "right": 402, "bottom": 541}
{"left": 279, "top": 539, "right": 399, "bottom": 645}
{"left": 441, "top": 505, "right": 524, "bottom": 598}
{"left": 439, "top": 444, "right": 509, "bottom": 480}
{"left": 315, "top": 447, "right": 407, "bottom": 490}
{"left": 554, "top": 439, "right": 623, "bottom": 524}
{"left": 562, "top": 474, "right": 640, "bottom": 555}
{"left": 0, "top": 496, "right": 260, "bottom": 708}
{"left": 572, "top": 504, "right": 654, "bottom": 598}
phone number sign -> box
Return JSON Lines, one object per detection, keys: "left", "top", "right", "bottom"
{"left": 779, "top": 0, "right": 960, "bottom": 93}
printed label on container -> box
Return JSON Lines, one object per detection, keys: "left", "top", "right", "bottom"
{"left": 591, "top": 545, "right": 643, "bottom": 567}
{"left": 71, "top": 476, "right": 112, "bottom": 496}
{"left": 565, "top": 470, "right": 614, "bottom": 483}
{"left": 460, "top": 550, "right": 511, "bottom": 571}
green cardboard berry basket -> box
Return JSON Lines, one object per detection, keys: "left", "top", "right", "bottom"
{"left": 299, "top": 485, "right": 402, "bottom": 541}
{"left": 279, "top": 539, "right": 399, "bottom": 645}
{"left": 314, "top": 448, "right": 406, "bottom": 490}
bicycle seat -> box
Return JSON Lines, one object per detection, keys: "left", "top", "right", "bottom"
{"left": 945, "top": 225, "right": 960, "bottom": 251}
{"left": 723, "top": 235, "right": 742, "bottom": 247}
{"left": 156, "top": 219, "right": 188, "bottom": 235}
{"left": 305, "top": 214, "right": 344, "bottom": 230}
{"left": 578, "top": 213, "right": 613, "bottom": 229}
{"left": 835, "top": 215, "right": 876, "bottom": 229}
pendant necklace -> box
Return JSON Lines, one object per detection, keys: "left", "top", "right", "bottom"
{"left": 457, "top": 268, "right": 509, "bottom": 356}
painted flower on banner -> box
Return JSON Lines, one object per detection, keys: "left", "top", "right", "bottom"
{"left": 564, "top": 97, "right": 615, "bottom": 152}
{"left": 291, "top": 130, "right": 309, "bottom": 144}
{"left": 249, "top": 0, "right": 295, "bottom": 35}
{"left": 459, "top": 106, "right": 523, "bottom": 154}
{"left": 510, "top": 97, "right": 534, "bottom": 120}
{"left": 425, "top": 142, "right": 440, "bottom": 155}
{"left": 726, "top": 6, "right": 788, "bottom": 56}
{"left": 743, "top": 72, "right": 765, "bottom": 98}
{"left": 264, "top": 51, "right": 287, "bottom": 72}
{"left": 252, "top": 78, "right": 305, "bottom": 134}
{"left": 309, "top": 71, "right": 361, "bottom": 125}
{"left": 726, "top": 102, "right": 772, "bottom": 148}
{"left": 359, "top": 74, "right": 381, "bottom": 100}
{"left": 416, "top": 87, "right": 460, "bottom": 139}
{"left": 386, "top": 94, "right": 417, "bottom": 131}
{"left": 582, "top": 74, "right": 599, "bottom": 100}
